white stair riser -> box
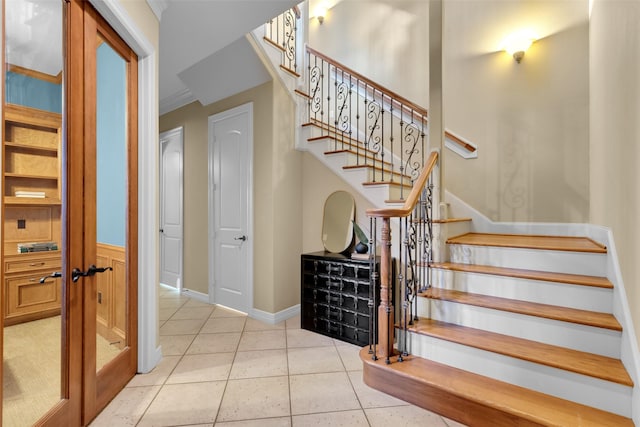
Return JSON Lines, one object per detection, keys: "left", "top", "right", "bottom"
{"left": 417, "top": 298, "right": 621, "bottom": 358}
{"left": 449, "top": 244, "right": 607, "bottom": 276}
{"left": 431, "top": 269, "right": 613, "bottom": 313}
{"left": 405, "top": 331, "right": 632, "bottom": 417}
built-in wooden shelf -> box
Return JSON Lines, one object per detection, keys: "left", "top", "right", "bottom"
{"left": 4, "top": 141, "right": 58, "bottom": 153}
{"left": 4, "top": 197, "right": 61, "bottom": 206}
{"left": 5, "top": 172, "right": 58, "bottom": 180}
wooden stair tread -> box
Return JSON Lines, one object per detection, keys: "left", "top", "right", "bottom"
{"left": 447, "top": 232, "right": 607, "bottom": 253}
{"left": 294, "top": 89, "right": 310, "bottom": 98}
{"left": 324, "top": 149, "right": 392, "bottom": 166}
{"left": 362, "top": 180, "right": 412, "bottom": 189}
{"left": 343, "top": 164, "right": 412, "bottom": 181}
{"left": 420, "top": 288, "right": 622, "bottom": 331}
{"left": 408, "top": 318, "right": 632, "bottom": 386}
{"left": 360, "top": 348, "right": 634, "bottom": 426}
{"left": 430, "top": 262, "right": 613, "bottom": 289}
{"left": 279, "top": 64, "right": 300, "bottom": 77}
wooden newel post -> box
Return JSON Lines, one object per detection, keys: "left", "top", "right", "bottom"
{"left": 377, "top": 217, "right": 394, "bottom": 362}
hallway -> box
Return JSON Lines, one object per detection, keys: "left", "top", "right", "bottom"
{"left": 89, "top": 285, "right": 465, "bottom": 426}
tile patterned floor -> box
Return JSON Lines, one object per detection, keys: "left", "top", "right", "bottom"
{"left": 90, "top": 286, "right": 466, "bottom": 427}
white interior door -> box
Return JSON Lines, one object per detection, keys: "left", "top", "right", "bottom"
{"left": 160, "top": 127, "right": 184, "bottom": 289}
{"left": 209, "top": 103, "right": 253, "bottom": 313}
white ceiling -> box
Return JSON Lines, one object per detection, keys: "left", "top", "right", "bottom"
{"left": 157, "top": 0, "right": 300, "bottom": 114}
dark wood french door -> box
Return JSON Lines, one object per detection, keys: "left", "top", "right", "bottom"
{"left": 1, "top": 0, "right": 138, "bottom": 425}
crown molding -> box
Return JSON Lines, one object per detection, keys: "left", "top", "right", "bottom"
{"left": 146, "top": 0, "right": 169, "bottom": 21}
{"left": 159, "top": 87, "right": 197, "bottom": 116}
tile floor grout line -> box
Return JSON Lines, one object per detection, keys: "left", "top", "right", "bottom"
{"left": 212, "top": 306, "right": 248, "bottom": 425}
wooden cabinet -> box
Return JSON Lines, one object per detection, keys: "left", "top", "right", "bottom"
{"left": 2, "top": 104, "right": 62, "bottom": 324}
{"left": 3, "top": 252, "right": 61, "bottom": 326}
{"left": 301, "top": 251, "right": 380, "bottom": 347}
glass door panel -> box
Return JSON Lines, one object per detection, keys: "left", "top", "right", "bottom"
{"left": 2, "top": 0, "right": 66, "bottom": 425}
{"left": 95, "top": 35, "right": 128, "bottom": 372}
{"left": 82, "top": 6, "right": 137, "bottom": 420}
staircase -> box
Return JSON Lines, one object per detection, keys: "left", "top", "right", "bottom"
{"left": 252, "top": 6, "right": 637, "bottom": 426}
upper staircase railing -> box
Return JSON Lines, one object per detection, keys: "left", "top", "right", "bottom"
{"left": 305, "top": 46, "right": 427, "bottom": 199}
{"left": 264, "top": 6, "right": 301, "bottom": 76}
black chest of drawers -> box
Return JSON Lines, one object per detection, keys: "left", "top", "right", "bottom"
{"left": 301, "top": 251, "right": 379, "bottom": 347}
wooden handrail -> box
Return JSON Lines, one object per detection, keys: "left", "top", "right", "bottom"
{"left": 446, "top": 131, "right": 476, "bottom": 153}
{"left": 307, "top": 46, "right": 428, "bottom": 119}
{"left": 366, "top": 151, "right": 438, "bottom": 219}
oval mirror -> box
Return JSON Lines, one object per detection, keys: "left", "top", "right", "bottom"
{"left": 322, "top": 191, "right": 355, "bottom": 253}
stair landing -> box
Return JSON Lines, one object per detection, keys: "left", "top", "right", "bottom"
{"left": 360, "top": 348, "right": 633, "bottom": 427}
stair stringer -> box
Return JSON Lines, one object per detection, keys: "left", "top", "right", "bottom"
{"left": 443, "top": 190, "right": 640, "bottom": 424}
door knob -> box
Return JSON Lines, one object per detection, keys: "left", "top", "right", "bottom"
{"left": 72, "top": 264, "right": 113, "bottom": 282}
{"left": 159, "top": 228, "right": 164, "bottom": 233}
{"left": 234, "top": 235, "right": 247, "bottom": 241}
{"left": 40, "top": 271, "right": 62, "bottom": 283}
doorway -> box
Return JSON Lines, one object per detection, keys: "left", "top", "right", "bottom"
{"left": 1, "top": 0, "right": 141, "bottom": 424}
{"left": 208, "top": 103, "right": 254, "bottom": 314}
{"left": 160, "top": 127, "right": 184, "bottom": 290}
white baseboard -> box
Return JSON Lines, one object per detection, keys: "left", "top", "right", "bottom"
{"left": 181, "top": 288, "right": 209, "bottom": 303}
{"left": 251, "top": 304, "right": 300, "bottom": 325}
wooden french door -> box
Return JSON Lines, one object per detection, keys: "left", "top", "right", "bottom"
{"left": 78, "top": 1, "right": 138, "bottom": 423}
{"left": 0, "top": 0, "right": 137, "bottom": 425}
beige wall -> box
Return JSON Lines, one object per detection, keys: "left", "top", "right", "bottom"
{"left": 309, "top": 0, "right": 429, "bottom": 107}
{"left": 590, "top": 0, "right": 640, "bottom": 349}
{"left": 302, "top": 153, "right": 374, "bottom": 254}
{"left": 160, "top": 80, "right": 302, "bottom": 314}
{"left": 443, "top": 0, "right": 590, "bottom": 223}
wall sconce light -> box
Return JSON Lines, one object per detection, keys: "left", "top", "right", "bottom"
{"left": 315, "top": 5, "right": 328, "bottom": 24}
{"left": 502, "top": 30, "right": 537, "bottom": 63}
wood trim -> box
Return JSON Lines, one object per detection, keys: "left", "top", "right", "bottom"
{"left": 362, "top": 180, "right": 412, "bottom": 189}
{"left": 360, "top": 348, "right": 634, "bottom": 426}
{"left": 324, "top": 149, "right": 393, "bottom": 167}
{"left": 446, "top": 130, "right": 476, "bottom": 153}
{"left": 430, "top": 262, "right": 613, "bottom": 289}
{"left": 409, "top": 318, "right": 632, "bottom": 386}
{"left": 366, "top": 151, "right": 438, "bottom": 218}
{"left": 421, "top": 288, "right": 622, "bottom": 331}
{"left": 343, "top": 164, "right": 412, "bottom": 181}
{"left": 279, "top": 64, "right": 300, "bottom": 77}
{"left": 4, "top": 103, "right": 62, "bottom": 128}
{"left": 7, "top": 64, "right": 62, "bottom": 84}
{"left": 307, "top": 46, "right": 428, "bottom": 119}
{"left": 432, "top": 218, "right": 472, "bottom": 224}
{"left": 262, "top": 36, "right": 284, "bottom": 52}
{"left": 446, "top": 233, "right": 607, "bottom": 253}
{"left": 294, "top": 89, "right": 310, "bottom": 99}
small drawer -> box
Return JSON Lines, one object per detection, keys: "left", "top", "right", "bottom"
{"left": 5, "top": 273, "right": 62, "bottom": 317}
{"left": 5, "top": 254, "right": 61, "bottom": 274}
